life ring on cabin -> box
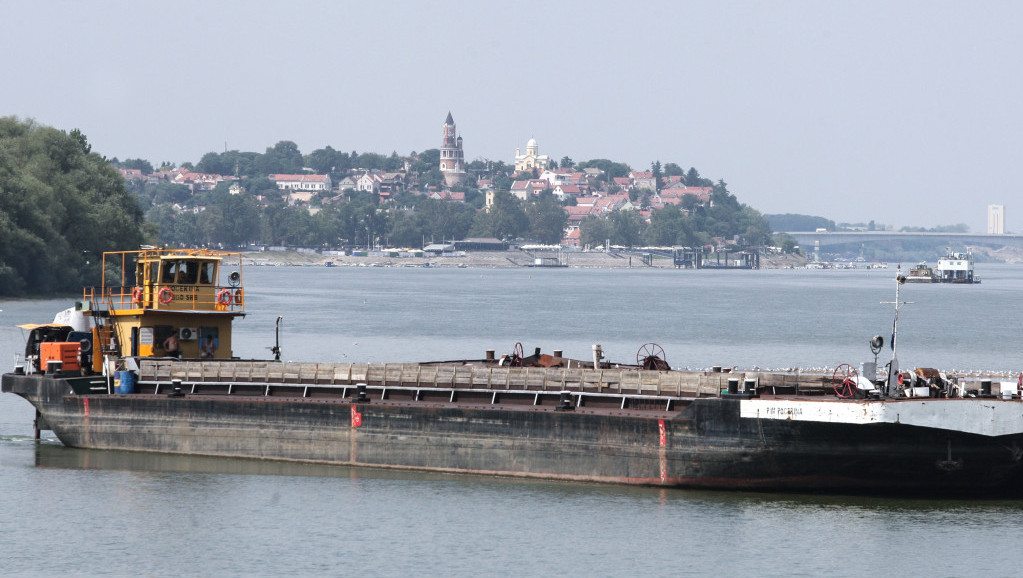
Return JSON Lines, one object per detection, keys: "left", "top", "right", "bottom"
{"left": 897, "top": 372, "right": 905, "bottom": 386}
{"left": 131, "top": 287, "right": 143, "bottom": 305}
{"left": 233, "top": 288, "right": 244, "bottom": 305}
{"left": 158, "top": 287, "right": 174, "bottom": 304}
{"left": 217, "top": 288, "right": 233, "bottom": 306}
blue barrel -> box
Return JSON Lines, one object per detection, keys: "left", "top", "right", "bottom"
{"left": 115, "top": 370, "right": 136, "bottom": 394}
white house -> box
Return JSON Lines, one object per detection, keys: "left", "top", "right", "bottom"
{"left": 269, "top": 174, "right": 332, "bottom": 192}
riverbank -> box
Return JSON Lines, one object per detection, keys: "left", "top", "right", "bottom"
{"left": 242, "top": 249, "right": 809, "bottom": 269}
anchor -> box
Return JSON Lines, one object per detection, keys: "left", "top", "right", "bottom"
{"left": 936, "top": 438, "right": 964, "bottom": 472}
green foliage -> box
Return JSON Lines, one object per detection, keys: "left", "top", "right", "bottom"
{"left": 666, "top": 180, "right": 772, "bottom": 245}
{"left": 525, "top": 194, "right": 569, "bottom": 244}
{"left": 0, "top": 117, "right": 146, "bottom": 296}
{"left": 386, "top": 199, "right": 476, "bottom": 246}
{"left": 576, "top": 179, "right": 770, "bottom": 249}
{"left": 245, "top": 177, "right": 280, "bottom": 198}
{"left": 304, "top": 146, "right": 353, "bottom": 179}
{"left": 773, "top": 233, "right": 801, "bottom": 254}
{"left": 151, "top": 182, "right": 192, "bottom": 205}
{"left": 899, "top": 223, "right": 970, "bottom": 233}
{"left": 663, "top": 162, "right": 684, "bottom": 177}
{"left": 685, "top": 167, "right": 712, "bottom": 187}
{"left": 115, "top": 158, "right": 155, "bottom": 174}
{"left": 492, "top": 172, "right": 513, "bottom": 192}
{"left": 580, "top": 211, "right": 645, "bottom": 247}
{"left": 195, "top": 150, "right": 262, "bottom": 177}
{"left": 645, "top": 205, "right": 699, "bottom": 246}
{"left": 470, "top": 192, "right": 528, "bottom": 240}
{"left": 575, "top": 159, "right": 631, "bottom": 180}
{"left": 579, "top": 215, "right": 613, "bottom": 248}
{"left": 350, "top": 151, "right": 404, "bottom": 172}
{"left": 765, "top": 213, "right": 836, "bottom": 232}
{"left": 259, "top": 141, "right": 303, "bottom": 175}
{"left": 417, "top": 149, "right": 440, "bottom": 168}
{"left": 421, "top": 168, "right": 445, "bottom": 189}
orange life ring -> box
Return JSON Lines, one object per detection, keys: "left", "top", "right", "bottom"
{"left": 233, "top": 288, "right": 244, "bottom": 305}
{"left": 158, "top": 287, "right": 173, "bottom": 304}
{"left": 131, "top": 287, "right": 143, "bottom": 304}
{"left": 897, "top": 373, "right": 905, "bottom": 386}
{"left": 217, "top": 288, "right": 233, "bottom": 306}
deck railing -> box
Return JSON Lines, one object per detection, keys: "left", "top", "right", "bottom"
{"left": 136, "top": 359, "right": 833, "bottom": 398}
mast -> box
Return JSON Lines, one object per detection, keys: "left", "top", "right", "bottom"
{"left": 882, "top": 267, "right": 912, "bottom": 396}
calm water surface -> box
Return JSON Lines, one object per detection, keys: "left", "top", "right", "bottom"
{"left": 2, "top": 265, "right": 1023, "bottom": 577}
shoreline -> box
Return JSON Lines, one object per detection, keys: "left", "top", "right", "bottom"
{"left": 242, "top": 249, "right": 810, "bottom": 269}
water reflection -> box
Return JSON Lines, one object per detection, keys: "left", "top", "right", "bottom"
{"left": 32, "top": 443, "right": 1023, "bottom": 512}
{"left": 33, "top": 443, "right": 447, "bottom": 481}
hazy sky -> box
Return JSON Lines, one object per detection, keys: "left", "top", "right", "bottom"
{"left": 4, "top": 1, "right": 1020, "bottom": 232}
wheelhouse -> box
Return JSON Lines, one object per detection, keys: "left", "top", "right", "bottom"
{"left": 74, "top": 248, "right": 246, "bottom": 368}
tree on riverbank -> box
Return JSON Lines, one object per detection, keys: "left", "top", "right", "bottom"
{"left": 0, "top": 117, "right": 147, "bottom": 296}
{"left": 578, "top": 180, "right": 771, "bottom": 249}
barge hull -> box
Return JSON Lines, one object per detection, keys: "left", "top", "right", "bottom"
{"left": 6, "top": 372, "right": 1023, "bottom": 494}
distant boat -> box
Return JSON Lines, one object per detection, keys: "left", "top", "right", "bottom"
{"left": 936, "top": 248, "right": 978, "bottom": 284}
{"left": 905, "top": 262, "right": 935, "bottom": 283}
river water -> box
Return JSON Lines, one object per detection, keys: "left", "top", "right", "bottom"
{"left": 2, "top": 264, "right": 1023, "bottom": 576}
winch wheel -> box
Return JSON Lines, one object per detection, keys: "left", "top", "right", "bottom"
{"left": 832, "top": 363, "right": 858, "bottom": 399}
{"left": 636, "top": 342, "right": 667, "bottom": 368}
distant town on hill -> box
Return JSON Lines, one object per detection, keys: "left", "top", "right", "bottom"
{"left": 2, "top": 115, "right": 1010, "bottom": 297}
{"left": 109, "top": 113, "right": 781, "bottom": 255}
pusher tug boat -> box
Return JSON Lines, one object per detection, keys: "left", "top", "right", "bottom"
{"left": 4, "top": 250, "right": 1023, "bottom": 495}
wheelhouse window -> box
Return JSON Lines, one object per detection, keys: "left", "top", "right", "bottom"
{"left": 160, "top": 260, "right": 199, "bottom": 284}
{"left": 178, "top": 260, "right": 198, "bottom": 284}
{"left": 199, "top": 261, "right": 216, "bottom": 284}
{"left": 161, "top": 260, "right": 178, "bottom": 284}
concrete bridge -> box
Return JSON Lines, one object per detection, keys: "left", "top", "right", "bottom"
{"left": 785, "top": 231, "right": 1023, "bottom": 249}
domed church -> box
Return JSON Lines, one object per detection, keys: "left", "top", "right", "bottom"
{"left": 514, "top": 137, "right": 550, "bottom": 172}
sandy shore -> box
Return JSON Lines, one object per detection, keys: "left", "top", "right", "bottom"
{"left": 242, "top": 249, "right": 808, "bottom": 269}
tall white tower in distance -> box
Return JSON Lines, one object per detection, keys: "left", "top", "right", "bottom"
{"left": 988, "top": 204, "right": 1005, "bottom": 234}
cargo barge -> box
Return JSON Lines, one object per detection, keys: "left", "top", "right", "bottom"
{"left": 4, "top": 249, "right": 1023, "bottom": 494}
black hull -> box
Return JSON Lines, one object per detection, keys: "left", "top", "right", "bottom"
{"left": 6, "top": 372, "right": 1023, "bottom": 495}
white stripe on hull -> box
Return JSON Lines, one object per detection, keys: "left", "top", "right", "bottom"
{"left": 740, "top": 398, "right": 1023, "bottom": 437}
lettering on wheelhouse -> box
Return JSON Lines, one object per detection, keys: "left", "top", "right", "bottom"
{"left": 168, "top": 286, "right": 198, "bottom": 302}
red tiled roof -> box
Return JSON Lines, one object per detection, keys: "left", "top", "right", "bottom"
{"left": 565, "top": 205, "right": 595, "bottom": 215}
